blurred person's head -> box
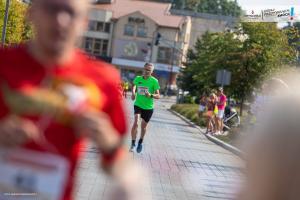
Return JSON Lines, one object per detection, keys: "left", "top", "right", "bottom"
{"left": 240, "top": 93, "right": 300, "bottom": 200}
{"left": 28, "top": 0, "right": 88, "bottom": 64}
{"left": 209, "top": 93, "right": 216, "bottom": 101}
{"left": 217, "top": 87, "right": 223, "bottom": 96}
{"left": 143, "top": 63, "right": 154, "bottom": 78}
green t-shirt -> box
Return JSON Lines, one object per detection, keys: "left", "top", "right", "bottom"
{"left": 133, "top": 76, "right": 160, "bottom": 110}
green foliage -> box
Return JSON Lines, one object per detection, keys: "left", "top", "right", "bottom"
{"left": 171, "top": 104, "right": 206, "bottom": 127}
{"left": 171, "top": 0, "right": 242, "bottom": 17}
{"left": 179, "top": 23, "right": 297, "bottom": 115}
{"left": 171, "top": 103, "right": 240, "bottom": 144}
{"left": 230, "top": 23, "right": 296, "bottom": 103}
{"left": 283, "top": 22, "right": 300, "bottom": 61}
{"left": 179, "top": 30, "right": 242, "bottom": 97}
{"left": 149, "top": 0, "right": 242, "bottom": 16}
{"left": 183, "top": 94, "right": 195, "bottom": 104}
{"left": 0, "top": 0, "right": 32, "bottom": 44}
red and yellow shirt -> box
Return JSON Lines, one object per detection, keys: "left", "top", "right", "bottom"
{"left": 0, "top": 44, "right": 127, "bottom": 200}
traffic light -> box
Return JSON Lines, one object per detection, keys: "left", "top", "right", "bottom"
{"left": 155, "top": 32, "right": 161, "bottom": 46}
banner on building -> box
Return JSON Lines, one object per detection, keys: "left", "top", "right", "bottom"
{"left": 241, "top": 6, "right": 299, "bottom": 23}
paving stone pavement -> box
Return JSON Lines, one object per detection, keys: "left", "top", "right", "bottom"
{"left": 75, "top": 97, "right": 244, "bottom": 200}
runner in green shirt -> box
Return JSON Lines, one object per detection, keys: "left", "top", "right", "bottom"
{"left": 130, "top": 63, "right": 160, "bottom": 153}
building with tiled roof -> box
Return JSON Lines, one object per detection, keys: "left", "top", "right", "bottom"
{"left": 82, "top": 0, "right": 192, "bottom": 90}
{"left": 91, "top": 0, "right": 185, "bottom": 28}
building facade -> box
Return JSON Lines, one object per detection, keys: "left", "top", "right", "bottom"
{"left": 171, "top": 10, "right": 236, "bottom": 49}
{"left": 82, "top": 0, "right": 191, "bottom": 90}
{"left": 82, "top": 1, "right": 237, "bottom": 90}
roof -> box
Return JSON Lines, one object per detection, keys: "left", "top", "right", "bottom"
{"left": 91, "top": 0, "right": 185, "bottom": 28}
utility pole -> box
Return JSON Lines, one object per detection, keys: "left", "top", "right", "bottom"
{"left": 1, "top": 0, "right": 10, "bottom": 46}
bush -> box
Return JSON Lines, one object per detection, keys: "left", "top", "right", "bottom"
{"left": 171, "top": 104, "right": 207, "bottom": 127}
{"left": 190, "top": 113, "right": 199, "bottom": 123}
{"left": 198, "top": 117, "right": 207, "bottom": 127}
{"left": 186, "top": 110, "right": 195, "bottom": 119}
{"left": 183, "top": 95, "right": 195, "bottom": 104}
{"left": 171, "top": 103, "right": 241, "bottom": 146}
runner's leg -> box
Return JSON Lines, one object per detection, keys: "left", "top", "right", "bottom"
{"left": 137, "top": 109, "right": 153, "bottom": 153}
{"left": 140, "top": 119, "right": 149, "bottom": 141}
{"left": 131, "top": 114, "right": 139, "bottom": 140}
{"left": 130, "top": 114, "right": 139, "bottom": 151}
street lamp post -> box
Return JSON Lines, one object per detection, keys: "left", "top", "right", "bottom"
{"left": 150, "top": 30, "right": 159, "bottom": 63}
{"left": 233, "top": 0, "right": 237, "bottom": 17}
{"left": 1, "top": 0, "right": 10, "bottom": 45}
{"left": 165, "top": 41, "right": 176, "bottom": 96}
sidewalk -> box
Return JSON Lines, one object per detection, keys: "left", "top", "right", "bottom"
{"left": 75, "top": 97, "right": 243, "bottom": 200}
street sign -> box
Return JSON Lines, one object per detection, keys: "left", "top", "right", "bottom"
{"left": 216, "top": 69, "right": 231, "bottom": 86}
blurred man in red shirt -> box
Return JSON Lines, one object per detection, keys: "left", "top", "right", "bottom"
{"left": 0, "top": 0, "right": 134, "bottom": 199}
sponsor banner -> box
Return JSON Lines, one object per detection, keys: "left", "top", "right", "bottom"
{"left": 242, "top": 6, "right": 299, "bottom": 22}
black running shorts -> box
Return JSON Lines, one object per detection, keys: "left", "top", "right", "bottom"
{"left": 134, "top": 105, "right": 154, "bottom": 123}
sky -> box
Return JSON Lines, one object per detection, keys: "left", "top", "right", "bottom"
{"left": 237, "top": 0, "right": 298, "bottom": 8}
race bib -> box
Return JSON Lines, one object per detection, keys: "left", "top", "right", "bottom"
{"left": 0, "top": 148, "right": 69, "bottom": 200}
{"left": 137, "top": 86, "right": 149, "bottom": 95}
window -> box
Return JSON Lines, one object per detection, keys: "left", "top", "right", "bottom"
{"left": 84, "top": 37, "right": 93, "bottom": 53}
{"left": 96, "top": 22, "right": 104, "bottom": 32}
{"left": 88, "top": 21, "right": 97, "bottom": 31}
{"left": 124, "top": 24, "right": 135, "bottom": 36}
{"left": 157, "top": 47, "right": 172, "bottom": 64}
{"left": 104, "top": 23, "right": 111, "bottom": 33}
{"left": 137, "top": 26, "right": 147, "bottom": 38}
{"left": 124, "top": 17, "right": 147, "bottom": 37}
{"left": 102, "top": 40, "right": 108, "bottom": 56}
{"left": 83, "top": 37, "right": 109, "bottom": 56}
{"left": 93, "top": 39, "right": 102, "bottom": 55}
{"left": 88, "top": 20, "right": 110, "bottom": 33}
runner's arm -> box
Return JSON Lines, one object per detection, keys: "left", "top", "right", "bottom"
{"left": 132, "top": 85, "right": 136, "bottom": 96}
{"left": 152, "top": 89, "right": 160, "bottom": 99}
{"left": 131, "top": 85, "right": 137, "bottom": 101}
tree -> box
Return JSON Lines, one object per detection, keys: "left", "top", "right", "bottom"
{"left": 178, "top": 31, "right": 242, "bottom": 96}
{"left": 179, "top": 23, "right": 297, "bottom": 115}
{"left": 0, "top": 0, "right": 32, "bottom": 44}
{"left": 171, "top": 0, "right": 242, "bottom": 17}
{"left": 141, "top": 0, "right": 243, "bottom": 16}
{"left": 226, "top": 23, "right": 288, "bottom": 114}
{"left": 283, "top": 22, "right": 300, "bottom": 65}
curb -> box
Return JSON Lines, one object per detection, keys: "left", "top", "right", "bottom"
{"left": 168, "top": 109, "right": 243, "bottom": 158}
